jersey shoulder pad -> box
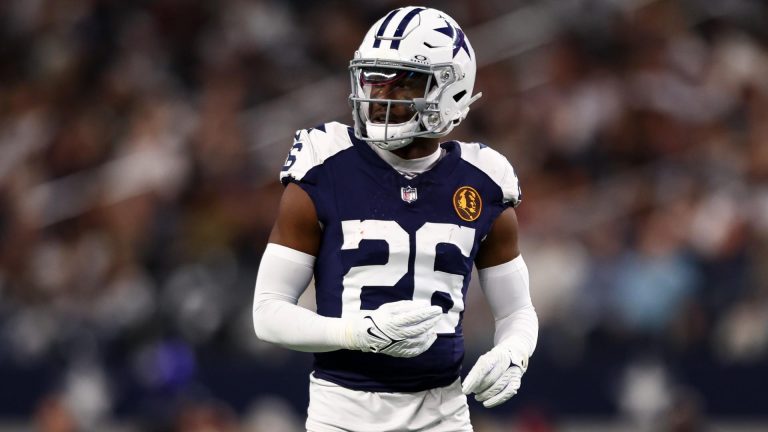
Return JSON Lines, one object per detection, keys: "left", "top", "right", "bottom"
{"left": 279, "top": 122, "right": 353, "bottom": 184}
{"left": 457, "top": 141, "right": 522, "bottom": 207}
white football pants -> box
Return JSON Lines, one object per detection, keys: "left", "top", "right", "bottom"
{"left": 306, "top": 373, "right": 473, "bottom": 432}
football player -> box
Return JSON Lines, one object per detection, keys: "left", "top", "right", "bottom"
{"left": 253, "top": 6, "right": 538, "bottom": 431}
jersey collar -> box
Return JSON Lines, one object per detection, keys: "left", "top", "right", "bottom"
{"left": 347, "top": 127, "right": 461, "bottom": 181}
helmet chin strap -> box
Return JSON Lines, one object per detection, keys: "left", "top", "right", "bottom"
{"left": 366, "top": 116, "right": 417, "bottom": 150}
{"left": 373, "top": 138, "right": 412, "bottom": 151}
{"left": 365, "top": 100, "right": 420, "bottom": 150}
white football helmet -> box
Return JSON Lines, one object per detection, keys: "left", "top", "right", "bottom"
{"left": 349, "top": 7, "right": 482, "bottom": 150}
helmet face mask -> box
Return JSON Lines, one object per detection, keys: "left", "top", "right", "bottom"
{"left": 360, "top": 68, "right": 432, "bottom": 125}
{"left": 349, "top": 7, "right": 481, "bottom": 151}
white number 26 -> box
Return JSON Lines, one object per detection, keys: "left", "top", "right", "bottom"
{"left": 340, "top": 220, "right": 475, "bottom": 333}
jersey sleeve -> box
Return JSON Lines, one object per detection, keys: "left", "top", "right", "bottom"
{"left": 495, "top": 157, "right": 522, "bottom": 208}
{"left": 460, "top": 143, "right": 522, "bottom": 208}
{"left": 279, "top": 128, "right": 317, "bottom": 185}
{"left": 278, "top": 123, "right": 353, "bottom": 185}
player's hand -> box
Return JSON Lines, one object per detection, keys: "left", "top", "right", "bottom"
{"left": 462, "top": 345, "right": 526, "bottom": 408}
{"left": 351, "top": 300, "right": 443, "bottom": 358}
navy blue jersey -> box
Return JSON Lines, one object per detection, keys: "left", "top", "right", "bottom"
{"left": 279, "top": 122, "right": 521, "bottom": 392}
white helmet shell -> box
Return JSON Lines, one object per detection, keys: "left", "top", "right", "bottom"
{"left": 349, "top": 7, "right": 481, "bottom": 150}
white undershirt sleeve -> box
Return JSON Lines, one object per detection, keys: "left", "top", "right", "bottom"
{"left": 252, "top": 243, "right": 349, "bottom": 352}
{"left": 478, "top": 255, "right": 538, "bottom": 370}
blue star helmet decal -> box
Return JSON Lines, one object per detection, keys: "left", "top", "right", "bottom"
{"left": 433, "top": 20, "right": 471, "bottom": 59}
{"left": 434, "top": 20, "right": 454, "bottom": 39}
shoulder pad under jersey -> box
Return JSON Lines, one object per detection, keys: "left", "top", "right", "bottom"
{"left": 457, "top": 142, "right": 522, "bottom": 207}
{"left": 279, "top": 122, "right": 353, "bottom": 184}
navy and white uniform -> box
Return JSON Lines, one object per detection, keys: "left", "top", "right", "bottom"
{"left": 280, "top": 122, "right": 521, "bottom": 393}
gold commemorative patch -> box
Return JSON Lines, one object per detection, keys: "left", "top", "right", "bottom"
{"left": 453, "top": 186, "right": 482, "bottom": 222}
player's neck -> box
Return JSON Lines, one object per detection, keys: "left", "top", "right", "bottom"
{"left": 390, "top": 137, "right": 441, "bottom": 160}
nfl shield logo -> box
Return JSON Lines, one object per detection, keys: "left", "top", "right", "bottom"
{"left": 401, "top": 186, "right": 418, "bottom": 203}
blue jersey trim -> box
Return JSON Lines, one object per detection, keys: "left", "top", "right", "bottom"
{"left": 373, "top": 9, "right": 401, "bottom": 48}
{"left": 390, "top": 8, "right": 425, "bottom": 50}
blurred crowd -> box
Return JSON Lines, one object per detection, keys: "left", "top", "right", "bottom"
{"left": 1, "top": 0, "right": 768, "bottom": 431}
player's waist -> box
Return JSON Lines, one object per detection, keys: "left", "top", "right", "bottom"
{"left": 312, "top": 334, "right": 464, "bottom": 393}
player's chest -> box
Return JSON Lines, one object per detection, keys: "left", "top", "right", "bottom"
{"left": 329, "top": 171, "right": 487, "bottom": 230}
{"left": 326, "top": 175, "right": 488, "bottom": 279}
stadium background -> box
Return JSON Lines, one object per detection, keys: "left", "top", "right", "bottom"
{"left": 1, "top": 0, "right": 767, "bottom": 430}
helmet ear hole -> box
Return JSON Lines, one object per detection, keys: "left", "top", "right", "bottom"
{"left": 452, "top": 90, "right": 467, "bottom": 102}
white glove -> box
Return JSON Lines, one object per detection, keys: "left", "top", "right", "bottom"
{"left": 462, "top": 345, "right": 527, "bottom": 408}
{"left": 345, "top": 300, "right": 443, "bottom": 358}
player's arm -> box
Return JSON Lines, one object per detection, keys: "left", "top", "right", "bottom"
{"left": 267, "top": 182, "right": 322, "bottom": 255}
{"left": 474, "top": 206, "right": 521, "bottom": 267}
{"left": 252, "top": 183, "right": 442, "bottom": 356}
{"left": 463, "top": 207, "right": 539, "bottom": 407}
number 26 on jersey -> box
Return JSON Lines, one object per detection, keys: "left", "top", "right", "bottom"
{"left": 341, "top": 220, "right": 475, "bottom": 333}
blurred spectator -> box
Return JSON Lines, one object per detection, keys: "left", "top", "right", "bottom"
{"left": 34, "top": 395, "right": 78, "bottom": 432}
{"left": 172, "top": 400, "right": 238, "bottom": 432}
